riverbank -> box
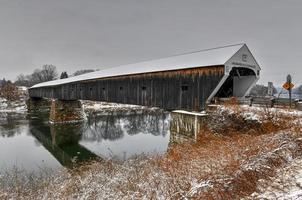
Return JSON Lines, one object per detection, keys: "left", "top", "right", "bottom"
{"left": 0, "top": 97, "right": 27, "bottom": 113}
{"left": 0, "top": 104, "right": 301, "bottom": 199}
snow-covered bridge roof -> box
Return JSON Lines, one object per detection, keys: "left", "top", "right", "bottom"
{"left": 31, "top": 43, "right": 245, "bottom": 88}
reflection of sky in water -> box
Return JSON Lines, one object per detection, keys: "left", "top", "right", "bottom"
{"left": 80, "top": 130, "right": 170, "bottom": 160}
{"left": 0, "top": 111, "right": 171, "bottom": 171}
{"left": 0, "top": 123, "right": 61, "bottom": 172}
{"left": 80, "top": 113, "right": 171, "bottom": 160}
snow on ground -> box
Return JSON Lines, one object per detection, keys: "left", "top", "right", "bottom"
{"left": 240, "top": 105, "right": 302, "bottom": 117}
{"left": 0, "top": 97, "right": 27, "bottom": 113}
{"left": 81, "top": 100, "right": 161, "bottom": 113}
{"left": 0, "top": 97, "right": 27, "bottom": 125}
{"left": 172, "top": 110, "right": 207, "bottom": 116}
{"left": 82, "top": 100, "right": 141, "bottom": 110}
{"left": 0, "top": 98, "right": 8, "bottom": 110}
{"left": 17, "top": 86, "right": 27, "bottom": 92}
{"left": 249, "top": 157, "right": 302, "bottom": 200}
{"left": 0, "top": 100, "right": 301, "bottom": 199}
{"left": 214, "top": 104, "right": 302, "bottom": 123}
{"left": 214, "top": 104, "right": 302, "bottom": 199}
{"left": 0, "top": 87, "right": 28, "bottom": 113}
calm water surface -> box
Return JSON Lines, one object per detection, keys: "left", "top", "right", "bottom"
{"left": 0, "top": 110, "right": 171, "bottom": 172}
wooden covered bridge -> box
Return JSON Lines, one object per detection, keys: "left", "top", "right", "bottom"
{"left": 29, "top": 44, "right": 261, "bottom": 114}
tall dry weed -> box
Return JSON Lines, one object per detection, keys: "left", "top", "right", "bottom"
{"left": 1, "top": 104, "right": 302, "bottom": 199}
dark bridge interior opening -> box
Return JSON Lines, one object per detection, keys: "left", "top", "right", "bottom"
{"left": 215, "top": 67, "right": 256, "bottom": 98}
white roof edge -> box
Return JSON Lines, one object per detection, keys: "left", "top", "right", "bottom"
{"left": 31, "top": 43, "right": 245, "bottom": 89}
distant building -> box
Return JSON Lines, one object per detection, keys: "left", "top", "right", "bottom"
{"left": 267, "top": 82, "right": 274, "bottom": 96}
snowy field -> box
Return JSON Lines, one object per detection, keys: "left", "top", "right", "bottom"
{"left": 249, "top": 158, "right": 302, "bottom": 199}
{"left": 0, "top": 97, "right": 27, "bottom": 113}
{"left": 0, "top": 86, "right": 28, "bottom": 113}
{"left": 0, "top": 95, "right": 302, "bottom": 199}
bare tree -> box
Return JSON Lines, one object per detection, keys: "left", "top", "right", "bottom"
{"left": 31, "top": 69, "right": 47, "bottom": 85}
{"left": 15, "top": 64, "right": 58, "bottom": 87}
{"left": 73, "top": 69, "right": 95, "bottom": 76}
{"left": 40, "top": 64, "right": 58, "bottom": 81}
{"left": 15, "top": 74, "right": 31, "bottom": 87}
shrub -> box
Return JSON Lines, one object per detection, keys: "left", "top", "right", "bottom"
{"left": 0, "top": 84, "right": 20, "bottom": 101}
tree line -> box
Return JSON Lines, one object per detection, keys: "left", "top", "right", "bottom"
{"left": 14, "top": 65, "right": 95, "bottom": 87}
{"left": 0, "top": 65, "right": 96, "bottom": 101}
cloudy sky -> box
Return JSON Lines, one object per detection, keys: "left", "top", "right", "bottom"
{"left": 0, "top": 0, "right": 301, "bottom": 86}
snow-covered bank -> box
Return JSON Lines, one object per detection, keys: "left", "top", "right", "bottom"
{"left": 0, "top": 104, "right": 301, "bottom": 199}
{"left": 0, "top": 97, "right": 27, "bottom": 113}
{"left": 81, "top": 100, "right": 161, "bottom": 112}
{"left": 1, "top": 130, "right": 301, "bottom": 199}
{"left": 81, "top": 100, "right": 164, "bottom": 118}
{"left": 82, "top": 100, "right": 142, "bottom": 110}
{"left": 213, "top": 104, "right": 302, "bottom": 122}
{"left": 249, "top": 157, "right": 302, "bottom": 199}
{"left": 0, "top": 86, "right": 28, "bottom": 113}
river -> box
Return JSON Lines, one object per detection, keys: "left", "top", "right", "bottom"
{"left": 0, "top": 109, "right": 171, "bottom": 173}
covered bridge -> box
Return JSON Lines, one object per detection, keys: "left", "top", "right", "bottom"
{"left": 29, "top": 44, "right": 261, "bottom": 111}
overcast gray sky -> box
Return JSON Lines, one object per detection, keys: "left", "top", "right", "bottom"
{"left": 0, "top": 0, "right": 301, "bottom": 86}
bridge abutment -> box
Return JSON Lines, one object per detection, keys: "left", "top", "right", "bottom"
{"left": 49, "top": 99, "right": 85, "bottom": 123}
{"left": 170, "top": 111, "right": 208, "bottom": 143}
{"left": 297, "top": 102, "right": 302, "bottom": 111}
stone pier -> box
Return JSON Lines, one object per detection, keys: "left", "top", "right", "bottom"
{"left": 170, "top": 110, "right": 208, "bottom": 143}
{"left": 297, "top": 102, "right": 302, "bottom": 111}
{"left": 26, "top": 97, "right": 52, "bottom": 111}
{"left": 49, "top": 100, "right": 85, "bottom": 123}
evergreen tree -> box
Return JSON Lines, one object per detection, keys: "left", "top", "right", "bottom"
{"left": 60, "top": 71, "right": 68, "bottom": 79}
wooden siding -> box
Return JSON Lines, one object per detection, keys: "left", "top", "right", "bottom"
{"left": 29, "top": 66, "right": 225, "bottom": 111}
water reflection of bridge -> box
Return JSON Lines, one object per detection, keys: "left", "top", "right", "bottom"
{"left": 28, "top": 110, "right": 172, "bottom": 167}
{"left": 29, "top": 112, "right": 98, "bottom": 167}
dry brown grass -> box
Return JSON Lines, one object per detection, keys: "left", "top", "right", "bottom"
{"left": 0, "top": 104, "right": 301, "bottom": 199}
{"left": 0, "top": 84, "right": 21, "bottom": 101}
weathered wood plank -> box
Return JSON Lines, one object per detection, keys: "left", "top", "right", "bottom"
{"left": 29, "top": 66, "right": 225, "bottom": 111}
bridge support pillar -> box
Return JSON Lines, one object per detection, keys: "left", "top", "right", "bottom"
{"left": 27, "top": 97, "right": 52, "bottom": 111}
{"left": 50, "top": 99, "right": 85, "bottom": 123}
{"left": 169, "top": 111, "right": 208, "bottom": 143}
{"left": 297, "top": 102, "right": 302, "bottom": 111}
